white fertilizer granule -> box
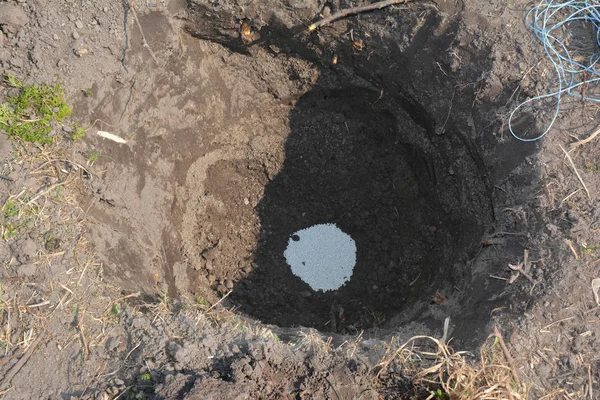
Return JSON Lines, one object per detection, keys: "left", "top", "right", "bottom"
{"left": 283, "top": 223, "right": 356, "bottom": 291}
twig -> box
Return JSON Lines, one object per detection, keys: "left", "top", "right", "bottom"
{"left": 113, "top": 386, "right": 133, "bottom": 400}
{"left": 77, "top": 262, "right": 89, "bottom": 286}
{"left": 542, "top": 316, "right": 576, "bottom": 330}
{"left": 439, "top": 90, "right": 455, "bottom": 134}
{"left": 441, "top": 317, "right": 450, "bottom": 344}
{"left": 0, "top": 331, "right": 46, "bottom": 390}
{"left": 560, "top": 189, "right": 582, "bottom": 206}
{"left": 27, "top": 300, "right": 50, "bottom": 308}
{"left": 592, "top": 278, "right": 600, "bottom": 305}
{"left": 207, "top": 290, "right": 233, "bottom": 312}
{"left": 2, "top": 298, "right": 11, "bottom": 355}
{"left": 508, "top": 262, "right": 536, "bottom": 284}
{"left": 32, "top": 158, "right": 91, "bottom": 177}
{"left": 559, "top": 144, "right": 591, "bottom": 199}
{"left": 129, "top": 2, "right": 158, "bottom": 63}
{"left": 493, "top": 326, "right": 521, "bottom": 388}
{"left": 77, "top": 307, "right": 89, "bottom": 360}
{"left": 309, "top": 0, "right": 407, "bottom": 31}
{"left": 124, "top": 342, "right": 141, "bottom": 362}
{"left": 566, "top": 239, "right": 580, "bottom": 260}
{"left": 0, "top": 175, "right": 13, "bottom": 182}
{"left": 569, "top": 126, "right": 600, "bottom": 151}
{"left": 104, "top": 292, "right": 141, "bottom": 313}
{"left": 589, "top": 364, "right": 593, "bottom": 400}
{"left": 26, "top": 176, "right": 75, "bottom": 206}
{"left": 489, "top": 231, "right": 527, "bottom": 238}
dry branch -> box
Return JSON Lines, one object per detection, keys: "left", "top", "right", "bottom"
{"left": 77, "top": 307, "right": 89, "bottom": 360}
{"left": 309, "top": 0, "right": 408, "bottom": 31}
{"left": 569, "top": 126, "right": 600, "bottom": 151}
{"left": 559, "top": 144, "right": 591, "bottom": 199}
{"left": 493, "top": 326, "right": 520, "bottom": 388}
{"left": 0, "top": 331, "right": 46, "bottom": 390}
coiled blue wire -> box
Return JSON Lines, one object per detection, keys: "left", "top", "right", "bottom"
{"left": 509, "top": 0, "right": 600, "bottom": 141}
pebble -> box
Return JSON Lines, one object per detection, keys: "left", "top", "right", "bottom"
{"left": 72, "top": 31, "right": 80, "bottom": 40}
{"left": 74, "top": 48, "right": 89, "bottom": 57}
{"left": 243, "top": 197, "right": 250, "bottom": 205}
{"left": 53, "top": 33, "right": 59, "bottom": 41}
{"left": 75, "top": 20, "right": 84, "bottom": 29}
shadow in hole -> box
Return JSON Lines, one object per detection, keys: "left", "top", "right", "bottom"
{"left": 230, "top": 82, "right": 493, "bottom": 333}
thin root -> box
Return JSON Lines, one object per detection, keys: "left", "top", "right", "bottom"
{"left": 309, "top": 0, "right": 408, "bottom": 31}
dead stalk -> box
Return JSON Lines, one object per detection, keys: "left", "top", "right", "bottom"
{"left": 569, "top": 126, "right": 600, "bottom": 151}
{"left": 493, "top": 327, "right": 521, "bottom": 388}
{"left": 104, "top": 292, "right": 141, "bottom": 314}
{"left": 309, "top": 0, "right": 407, "bottom": 31}
{"left": 207, "top": 290, "right": 233, "bottom": 312}
{"left": 559, "top": 144, "right": 591, "bottom": 199}
{"left": 0, "top": 331, "right": 46, "bottom": 390}
{"left": 77, "top": 307, "right": 89, "bottom": 360}
{"left": 588, "top": 364, "right": 593, "bottom": 399}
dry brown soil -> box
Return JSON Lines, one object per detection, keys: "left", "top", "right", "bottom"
{"left": 1, "top": 0, "right": 600, "bottom": 398}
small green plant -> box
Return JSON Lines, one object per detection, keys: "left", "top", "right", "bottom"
{"left": 70, "top": 123, "right": 86, "bottom": 141}
{"left": 232, "top": 318, "right": 249, "bottom": 334}
{"left": 2, "top": 201, "right": 19, "bottom": 219}
{"left": 194, "top": 297, "right": 210, "bottom": 310}
{"left": 161, "top": 289, "right": 168, "bottom": 307}
{"left": 88, "top": 151, "right": 101, "bottom": 162}
{"left": 432, "top": 388, "right": 447, "bottom": 399}
{"left": 0, "top": 75, "right": 72, "bottom": 144}
{"left": 1, "top": 199, "right": 27, "bottom": 239}
{"left": 140, "top": 373, "right": 152, "bottom": 382}
{"left": 81, "top": 89, "right": 93, "bottom": 98}
{"left": 582, "top": 244, "right": 599, "bottom": 257}
{"left": 584, "top": 161, "right": 600, "bottom": 173}
{"left": 111, "top": 303, "right": 121, "bottom": 316}
{"left": 3, "top": 74, "right": 23, "bottom": 88}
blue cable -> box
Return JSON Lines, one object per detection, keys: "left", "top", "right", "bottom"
{"left": 509, "top": 0, "right": 600, "bottom": 141}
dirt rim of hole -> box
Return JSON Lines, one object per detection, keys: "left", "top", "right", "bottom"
{"left": 77, "top": 0, "right": 545, "bottom": 347}
{"left": 168, "top": 0, "right": 539, "bottom": 346}
{"left": 4, "top": 0, "right": 600, "bottom": 398}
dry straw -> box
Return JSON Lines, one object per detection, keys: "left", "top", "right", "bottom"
{"left": 375, "top": 328, "right": 528, "bottom": 399}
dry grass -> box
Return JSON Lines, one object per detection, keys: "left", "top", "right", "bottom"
{"left": 375, "top": 330, "right": 529, "bottom": 399}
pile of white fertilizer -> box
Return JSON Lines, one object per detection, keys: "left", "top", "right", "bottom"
{"left": 283, "top": 223, "right": 356, "bottom": 291}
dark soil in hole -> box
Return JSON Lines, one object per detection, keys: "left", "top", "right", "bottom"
{"left": 156, "top": 0, "right": 562, "bottom": 379}
{"left": 231, "top": 82, "right": 494, "bottom": 331}
{"left": 182, "top": 0, "right": 537, "bottom": 345}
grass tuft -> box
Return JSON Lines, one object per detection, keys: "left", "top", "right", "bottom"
{"left": 0, "top": 75, "right": 72, "bottom": 144}
{"left": 375, "top": 331, "right": 529, "bottom": 399}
